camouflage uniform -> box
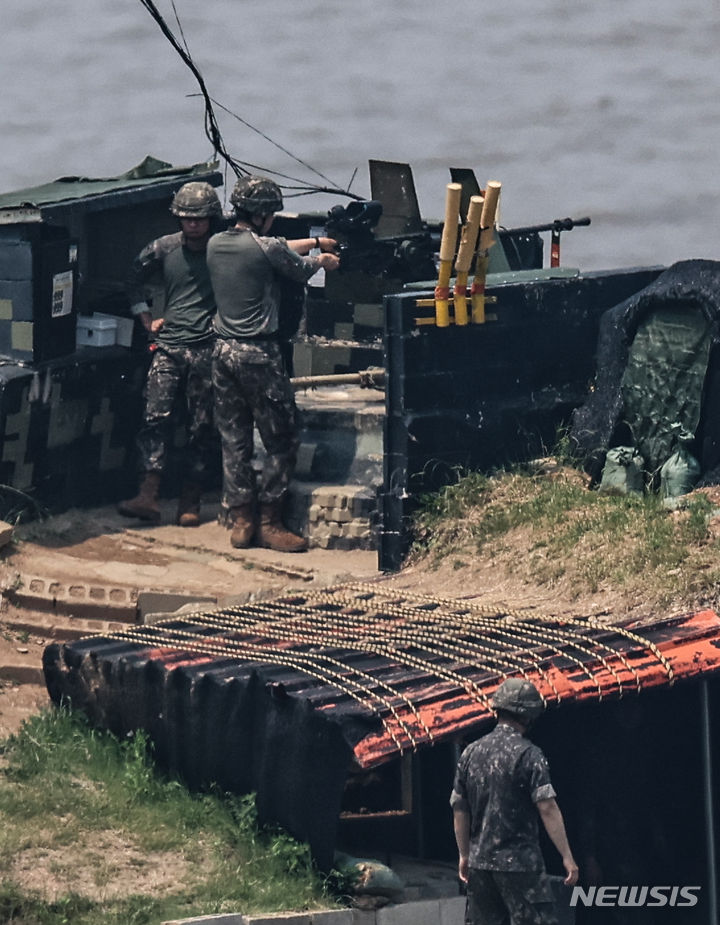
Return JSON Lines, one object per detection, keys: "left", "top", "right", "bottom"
{"left": 128, "top": 231, "right": 216, "bottom": 483}
{"left": 138, "top": 340, "right": 215, "bottom": 480}
{"left": 212, "top": 338, "right": 298, "bottom": 504}
{"left": 207, "top": 228, "right": 321, "bottom": 508}
{"left": 451, "top": 724, "right": 558, "bottom": 925}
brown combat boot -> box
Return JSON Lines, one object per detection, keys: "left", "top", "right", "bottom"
{"left": 229, "top": 502, "right": 256, "bottom": 548}
{"left": 117, "top": 472, "right": 161, "bottom": 522}
{"left": 177, "top": 481, "right": 202, "bottom": 527}
{"left": 256, "top": 499, "right": 307, "bottom": 553}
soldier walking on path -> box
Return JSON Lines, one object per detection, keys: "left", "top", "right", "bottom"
{"left": 451, "top": 678, "right": 579, "bottom": 925}
{"left": 118, "top": 181, "right": 222, "bottom": 527}
{"left": 206, "top": 175, "right": 340, "bottom": 552}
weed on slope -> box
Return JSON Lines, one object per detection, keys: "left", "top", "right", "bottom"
{"left": 0, "top": 707, "right": 333, "bottom": 925}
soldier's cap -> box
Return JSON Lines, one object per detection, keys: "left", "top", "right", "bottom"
{"left": 491, "top": 678, "right": 545, "bottom": 724}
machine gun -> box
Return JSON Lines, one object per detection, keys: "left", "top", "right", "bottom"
{"left": 500, "top": 215, "right": 591, "bottom": 268}
{"left": 325, "top": 200, "right": 437, "bottom": 283}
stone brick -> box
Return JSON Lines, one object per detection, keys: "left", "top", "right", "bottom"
{"left": 314, "top": 490, "right": 337, "bottom": 508}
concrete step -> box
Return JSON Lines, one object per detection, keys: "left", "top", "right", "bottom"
{"left": 294, "top": 386, "right": 384, "bottom": 485}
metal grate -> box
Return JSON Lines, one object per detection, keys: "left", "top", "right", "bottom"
{"left": 104, "top": 583, "right": 683, "bottom": 758}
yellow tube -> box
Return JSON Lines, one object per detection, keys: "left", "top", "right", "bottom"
{"left": 471, "top": 255, "right": 489, "bottom": 324}
{"left": 453, "top": 195, "right": 483, "bottom": 327}
{"left": 435, "top": 183, "right": 462, "bottom": 327}
{"left": 471, "top": 182, "right": 501, "bottom": 324}
{"left": 478, "top": 180, "right": 501, "bottom": 253}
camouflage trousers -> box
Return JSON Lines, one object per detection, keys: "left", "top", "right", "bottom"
{"left": 212, "top": 338, "right": 299, "bottom": 506}
{"left": 136, "top": 341, "right": 215, "bottom": 483}
{"left": 465, "top": 869, "right": 557, "bottom": 925}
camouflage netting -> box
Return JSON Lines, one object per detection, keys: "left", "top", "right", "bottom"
{"left": 569, "top": 259, "right": 720, "bottom": 485}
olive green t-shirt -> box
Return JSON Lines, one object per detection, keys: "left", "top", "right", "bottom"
{"left": 207, "top": 228, "right": 319, "bottom": 340}
{"left": 128, "top": 232, "right": 216, "bottom": 346}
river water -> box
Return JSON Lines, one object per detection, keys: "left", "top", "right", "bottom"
{"left": 3, "top": 0, "right": 720, "bottom": 271}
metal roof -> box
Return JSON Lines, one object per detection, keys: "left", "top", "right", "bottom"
{"left": 44, "top": 583, "right": 720, "bottom": 770}
{"left": 0, "top": 155, "right": 222, "bottom": 225}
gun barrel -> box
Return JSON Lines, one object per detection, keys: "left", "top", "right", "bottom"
{"left": 503, "top": 216, "right": 591, "bottom": 237}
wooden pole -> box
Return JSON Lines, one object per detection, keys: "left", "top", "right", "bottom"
{"left": 290, "top": 369, "right": 385, "bottom": 389}
{"left": 453, "top": 195, "right": 483, "bottom": 326}
{"left": 472, "top": 180, "right": 501, "bottom": 324}
{"left": 434, "top": 183, "right": 462, "bottom": 327}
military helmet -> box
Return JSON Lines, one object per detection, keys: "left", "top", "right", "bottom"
{"left": 230, "top": 175, "right": 283, "bottom": 215}
{"left": 492, "top": 679, "right": 545, "bottom": 724}
{"left": 170, "top": 181, "right": 222, "bottom": 218}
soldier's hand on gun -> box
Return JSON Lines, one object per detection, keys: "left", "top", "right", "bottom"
{"left": 316, "top": 236, "right": 339, "bottom": 254}
{"left": 317, "top": 251, "right": 340, "bottom": 272}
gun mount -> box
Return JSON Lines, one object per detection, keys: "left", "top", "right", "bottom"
{"left": 325, "top": 200, "right": 437, "bottom": 283}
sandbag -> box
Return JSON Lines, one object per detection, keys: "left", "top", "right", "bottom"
{"left": 333, "top": 851, "right": 404, "bottom": 900}
{"left": 598, "top": 446, "right": 645, "bottom": 496}
{"left": 660, "top": 428, "right": 701, "bottom": 499}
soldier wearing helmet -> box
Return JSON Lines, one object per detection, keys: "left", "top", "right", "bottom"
{"left": 118, "top": 180, "right": 224, "bottom": 527}
{"left": 207, "top": 174, "right": 340, "bottom": 552}
{"left": 450, "top": 678, "right": 578, "bottom": 925}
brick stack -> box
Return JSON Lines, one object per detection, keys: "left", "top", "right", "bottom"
{"left": 286, "top": 482, "right": 378, "bottom": 550}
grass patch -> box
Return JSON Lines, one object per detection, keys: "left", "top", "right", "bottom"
{"left": 411, "top": 464, "right": 720, "bottom": 610}
{"left": 0, "top": 707, "right": 334, "bottom": 924}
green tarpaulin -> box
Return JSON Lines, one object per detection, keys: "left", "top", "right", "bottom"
{"left": 620, "top": 302, "right": 711, "bottom": 474}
